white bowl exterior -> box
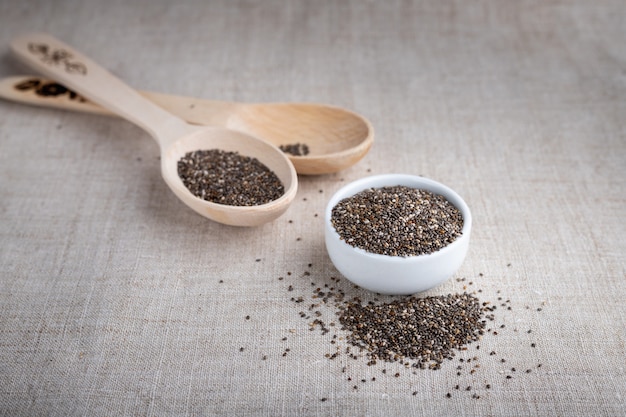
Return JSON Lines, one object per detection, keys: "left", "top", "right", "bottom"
{"left": 325, "top": 174, "right": 472, "bottom": 295}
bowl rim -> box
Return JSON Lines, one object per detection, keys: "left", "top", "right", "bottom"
{"left": 325, "top": 173, "right": 472, "bottom": 263}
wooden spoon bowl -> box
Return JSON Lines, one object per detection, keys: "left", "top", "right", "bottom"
{"left": 225, "top": 102, "right": 372, "bottom": 175}
{"left": 161, "top": 127, "right": 297, "bottom": 226}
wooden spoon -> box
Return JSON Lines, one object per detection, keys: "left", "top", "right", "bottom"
{"left": 0, "top": 76, "right": 373, "bottom": 175}
{"left": 10, "top": 32, "right": 297, "bottom": 227}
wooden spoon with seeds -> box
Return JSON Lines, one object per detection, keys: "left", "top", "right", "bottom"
{"left": 0, "top": 76, "right": 373, "bottom": 175}
{"left": 10, "top": 32, "right": 297, "bottom": 226}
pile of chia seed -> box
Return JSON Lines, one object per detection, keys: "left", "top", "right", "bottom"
{"left": 278, "top": 261, "right": 544, "bottom": 399}
{"left": 331, "top": 185, "right": 463, "bottom": 256}
{"left": 279, "top": 142, "right": 310, "bottom": 156}
{"left": 177, "top": 149, "right": 284, "bottom": 206}
{"left": 338, "top": 292, "right": 486, "bottom": 369}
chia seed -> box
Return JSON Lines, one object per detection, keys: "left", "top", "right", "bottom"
{"left": 331, "top": 185, "right": 463, "bottom": 256}
{"left": 279, "top": 143, "right": 309, "bottom": 156}
{"left": 280, "top": 259, "right": 544, "bottom": 398}
{"left": 337, "top": 293, "right": 485, "bottom": 367}
{"left": 177, "top": 149, "right": 284, "bottom": 206}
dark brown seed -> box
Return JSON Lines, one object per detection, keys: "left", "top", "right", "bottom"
{"left": 331, "top": 186, "right": 463, "bottom": 256}
{"left": 177, "top": 149, "right": 284, "bottom": 206}
{"left": 279, "top": 143, "right": 310, "bottom": 156}
{"left": 337, "top": 293, "right": 485, "bottom": 369}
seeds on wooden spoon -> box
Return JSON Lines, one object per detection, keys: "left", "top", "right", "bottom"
{"left": 177, "top": 149, "right": 284, "bottom": 206}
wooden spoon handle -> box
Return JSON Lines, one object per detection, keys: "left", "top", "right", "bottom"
{"left": 9, "top": 32, "right": 191, "bottom": 147}
{"left": 0, "top": 75, "right": 112, "bottom": 115}
{"left": 0, "top": 75, "right": 236, "bottom": 126}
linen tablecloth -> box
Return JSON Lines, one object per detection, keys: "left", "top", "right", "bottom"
{"left": 1, "top": 1, "right": 625, "bottom": 415}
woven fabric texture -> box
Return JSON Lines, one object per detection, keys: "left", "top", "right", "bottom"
{"left": 0, "top": 0, "right": 625, "bottom": 416}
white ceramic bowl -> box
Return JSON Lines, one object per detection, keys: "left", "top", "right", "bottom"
{"left": 324, "top": 174, "right": 472, "bottom": 295}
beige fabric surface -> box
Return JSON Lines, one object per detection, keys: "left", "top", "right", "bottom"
{"left": 1, "top": 0, "right": 625, "bottom": 416}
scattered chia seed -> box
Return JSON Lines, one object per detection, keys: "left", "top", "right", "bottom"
{"left": 177, "top": 149, "right": 284, "bottom": 206}
{"left": 279, "top": 143, "right": 310, "bottom": 156}
{"left": 276, "top": 259, "right": 545, "bottom": 399}
{"left": 331, "top": 186, "right": 463, "bottom": 256}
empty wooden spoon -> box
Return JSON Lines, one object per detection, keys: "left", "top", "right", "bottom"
{"left": 10, "top": 32, "right": 297, "bottom": 226}
{"left": 0, "top": 75, "right": 373, "bottom": 175}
